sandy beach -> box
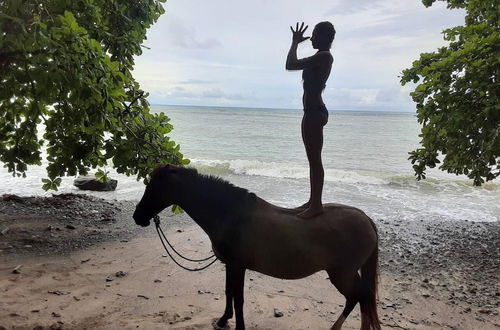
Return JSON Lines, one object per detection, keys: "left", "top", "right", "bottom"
{"left": 1, "top": 194, "right": 499, "bottom": 329}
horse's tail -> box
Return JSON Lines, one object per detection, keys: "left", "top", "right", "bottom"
{"left": 360, "top": 218, "right": 381, "bottom": 330}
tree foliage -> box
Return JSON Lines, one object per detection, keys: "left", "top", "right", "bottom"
{"left": 401, "top": 0, "right": 499, "bottom": 185}
{"left": 0, "top": 0, "right": 189, "bottom": 190}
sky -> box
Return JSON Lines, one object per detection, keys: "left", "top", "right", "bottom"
{"left": 133, "top": 0, "right": 466, "bottom": 112}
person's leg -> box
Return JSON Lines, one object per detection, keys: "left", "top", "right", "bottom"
{"left": 294, "top": 116, "right": 312, "bottom": 211}
{"left": 298, "top": 111, "right": 328, "bottom": 218}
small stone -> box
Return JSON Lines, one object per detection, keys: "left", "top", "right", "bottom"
{"left": 66, "top": 224, "right": 76, "bottom": 230}
{"left": 422, "top": 293, "right": 430, "bottom": 298}
{"left": 273, "top": 308, "right": 284, "bottom": 317}
{"left": 52, "top": 312, "right": 61, "bottom": 318}
{"left": 12, "top": 265, "right": 22, "bottom": 274}
{"left": 49, "top": 322, "right": 63, "bottom": 330}
{"left": 137, "top": 295, "right": 149, "bottom": 300}
{"left": 154, "top": 279, "right": 162, "bottom": 283}
{"left": 115, "top": 271, "right": 127, "bottom": 278}
{"left": 48, "top": 290, "right": 70, "bottom": 296}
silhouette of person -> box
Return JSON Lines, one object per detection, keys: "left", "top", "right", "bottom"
{"left": 286, "top": 21, "right": 335, "bottom": 218}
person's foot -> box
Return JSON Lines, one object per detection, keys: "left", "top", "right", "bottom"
{"left": 297, "top": 205, "right": 323, "bottom": 219}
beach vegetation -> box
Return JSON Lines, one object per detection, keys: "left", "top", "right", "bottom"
{"left": 0, "top": 0, "right": 188, "bottom": 191}
{"left": 401, "top": 0, "right": 499, "bottom": 185}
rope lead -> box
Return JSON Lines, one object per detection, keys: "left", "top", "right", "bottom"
{"left": 153, "top": 215, "right": 218, "bottom": 271}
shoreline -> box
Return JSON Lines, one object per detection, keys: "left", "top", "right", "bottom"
{"left": 1, "top": 194, "right": 499, "bottom": 329}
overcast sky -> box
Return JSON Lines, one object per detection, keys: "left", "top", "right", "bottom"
{"left": 133, "top": 0, "right": 465, "bottom": 112}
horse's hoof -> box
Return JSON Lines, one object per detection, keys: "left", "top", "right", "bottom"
{"left": 212, "top": 318, "right": 230, "bottom": 330}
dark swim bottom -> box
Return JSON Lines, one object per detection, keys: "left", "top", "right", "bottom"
{"left": 303, "top": 107, "right": 329, "bottom": 126}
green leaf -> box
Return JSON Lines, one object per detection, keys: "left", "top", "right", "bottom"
{"left": 0, "top": 1, "right": 190, "bottom": 190}
{"left": 400, "top": 0, "right": 499, "bottom": 186}
{"left": 171, "top": 204, "right": 183, "bottom": 214}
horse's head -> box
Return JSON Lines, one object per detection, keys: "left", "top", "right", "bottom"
{"left": 133, "top": 164, "right": 180, "bottom": 227}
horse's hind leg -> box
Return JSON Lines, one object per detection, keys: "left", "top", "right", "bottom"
{"left": 327, "top": 270, "right": 363, "bottom": 330}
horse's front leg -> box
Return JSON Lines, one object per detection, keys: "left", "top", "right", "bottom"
{"left": 215, "top": 266, "right": 234, "bottom": 329}
{"left": 231, "top": 265, "right": 246, "bottom": 330}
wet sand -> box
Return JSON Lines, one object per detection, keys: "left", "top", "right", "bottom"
{"left": 0, "top": 194, "right": 499, "bottom": 329}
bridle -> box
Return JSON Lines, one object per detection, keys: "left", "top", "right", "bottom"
{"left": 153, "top": 215, "right": 218, "bottom": 271}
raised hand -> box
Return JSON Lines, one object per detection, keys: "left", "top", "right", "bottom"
{"left": 290, "top": 22, "right": 309, "bottom": 43}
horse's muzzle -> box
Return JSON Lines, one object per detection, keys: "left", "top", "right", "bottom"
{"left": 133, "top": 208, "right": 151, "bottom": 227}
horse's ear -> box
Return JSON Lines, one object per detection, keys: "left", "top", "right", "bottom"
{"left": 151, "top": 164, "right": 171, "bottom": 179}
{"left": 161, "top": 164, "right": 173, "bottom": 176}
{"left": 158, "top": 164, "right": 182, "bottom": 179}
{"left": 165, "top": 164, "right": 182, "bottom": 173}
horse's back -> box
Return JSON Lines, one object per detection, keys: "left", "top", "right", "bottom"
{"left": 244, "top": 199, "right": 378, "bottom": 278}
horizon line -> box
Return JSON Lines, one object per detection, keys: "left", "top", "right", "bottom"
{"left": 150, "top": 103, "right": 416, "bottom": 114}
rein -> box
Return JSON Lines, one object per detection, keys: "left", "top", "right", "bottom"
{"left": 153, "top": 215, "right": 218, "bottom": 271}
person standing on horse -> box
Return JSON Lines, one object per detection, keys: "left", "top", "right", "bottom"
{"left": 286, "top": 21, "right": 335, "bottom": 218}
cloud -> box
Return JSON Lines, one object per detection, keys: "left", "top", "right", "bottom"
{"left": 177, "top": 79, "right": 214, "bottom": 85}
{"left": 167, "top": 16, "right": 222, "bottom": 49}
{"left": 202, "top": 88, "right": 246, "bottom": 101}
{"left": 322, "top": 86, "right": 414, "bottom": 111}
{"left": 133, "top": 0, "right": 465, "bottom": 111}
{"left": 327, "top": 0, "right": 385, "bottom": 16}
{"left": 147, "top": 85, "right": 250, "bottom": 106}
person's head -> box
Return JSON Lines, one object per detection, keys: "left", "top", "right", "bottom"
{"left": 311, "top": 21, "right": 336, "bottom": 50}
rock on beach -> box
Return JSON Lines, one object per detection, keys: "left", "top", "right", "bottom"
{"left": 73, "top": 176, "right": 117, "bottom": 191}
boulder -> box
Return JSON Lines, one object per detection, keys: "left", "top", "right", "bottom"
{"left": 73, "top": 176, "right": 117, "bottom": 191}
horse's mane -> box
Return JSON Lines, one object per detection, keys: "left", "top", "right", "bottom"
{"left": 178, "top": 166, "right": 256, "bottom": 212}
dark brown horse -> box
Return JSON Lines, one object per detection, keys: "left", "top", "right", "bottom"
{"left": 133, "top": 165, "right": 380, "bottom": 330}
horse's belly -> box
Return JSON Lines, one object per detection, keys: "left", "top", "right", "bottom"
{"left": 249, "top": 246, "right": 331, "bottom": 280}
{"left": 249, "top": 262, "right": 321, "bottom": 280}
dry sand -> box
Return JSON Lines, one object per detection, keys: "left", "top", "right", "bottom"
{"left": 0, "top": 194, "right": 499, "bottom": 329}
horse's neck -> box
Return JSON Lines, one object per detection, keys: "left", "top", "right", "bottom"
{"left": 177, "top": 186, "right": 224, "bottom": 239}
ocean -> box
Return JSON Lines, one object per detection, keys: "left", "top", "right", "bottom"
{"left": 1, "top": 105, "right": 498, "bottom": 222}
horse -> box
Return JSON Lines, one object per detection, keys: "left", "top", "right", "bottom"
{"left": 133, "top": 164, "right": 380, "bottom": 330}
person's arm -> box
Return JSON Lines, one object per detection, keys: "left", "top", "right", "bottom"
{"left": 286, "top": 41, "right": 299, "bottom": 70}
{"left": 286, "top": 22, "right": 329, "bottom": 70}
{"left": 286, "top": 22, "right": 308, "bottom": 70}
{"left": 287, "top": 50, "right": 330, "bottom": 71}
